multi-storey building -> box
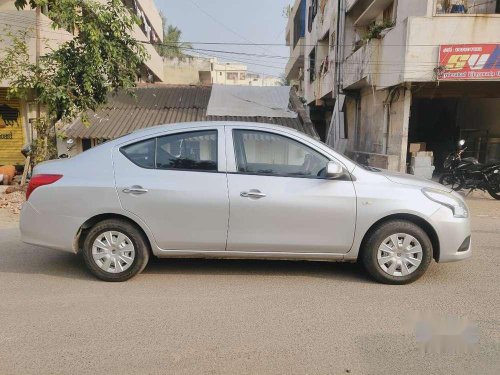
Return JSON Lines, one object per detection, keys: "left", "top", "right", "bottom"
{"left": 285, "top": 0, "right": 307, "bottom": 96}
{"left": 0, "top": 0, "right": 164, "bottom": 165}
{"left": 286, "top": 0, "right": 500, "bottom": 172}
{"left": 164, "top": 57, "right": 281, "bottom": 86}
{"left": 211, "top": 59, "right": 280, "bottom": 86}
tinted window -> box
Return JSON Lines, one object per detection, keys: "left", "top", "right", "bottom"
{"left": 156, "top": 130, "right": 217, "bottom": 171}
{"left": 233, "top": 130, "right": 329, "bottom": 177}
{"left": 120, "top": 138, "right": 155, "bottom": 169}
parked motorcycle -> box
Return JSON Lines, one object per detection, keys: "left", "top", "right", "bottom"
{"left": 439, "top": 140, "right": 500, "bottom": 200}
{"left": 58, "top": 138, "right": 75, "bottom": 159}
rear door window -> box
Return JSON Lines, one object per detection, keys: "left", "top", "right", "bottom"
{"left": 120, "top": 138, "right": 156, "bottom": 169}
{"left": 156, "top": 130, "right": 218, "bottom": 171}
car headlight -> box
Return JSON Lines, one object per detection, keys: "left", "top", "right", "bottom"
{"left": 422, "top": 188, "right": 469, "bottom": 218}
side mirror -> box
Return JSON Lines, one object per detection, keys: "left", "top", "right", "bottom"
{"left": 326, "top": 161, "right": 344, "bottom": 179}
{"left": 458, "top": 139, "right": 465, "bottom": 147}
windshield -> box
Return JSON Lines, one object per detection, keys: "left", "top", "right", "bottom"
{"left": 313, "top": 137, "right": 381, "bottom": 172}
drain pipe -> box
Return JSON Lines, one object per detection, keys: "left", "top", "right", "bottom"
{"left": 382, "top": 87, "right": 399, "bottom": 154}
{"left": 382, "top": 101, "right": 390, "bottom": 154}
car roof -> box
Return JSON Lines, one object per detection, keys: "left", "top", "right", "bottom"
{"left": 82, "top": 121, "right": 356, "bottom": 172}
{"left": 130, "top": 121, "right": 301, "bottom": 137}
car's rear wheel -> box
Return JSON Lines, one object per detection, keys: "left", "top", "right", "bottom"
{"left": 360, "top": 220, "right": 432, "bottom": 285}
{"left": 82, "top": 219, "right": 150, "bottom": 282}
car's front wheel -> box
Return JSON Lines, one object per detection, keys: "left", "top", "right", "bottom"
{"left": 82, "top": 219, "right": 150, "bottom": 282}
{"left": 360, "top": 220, "right": 432, "bottom": 284}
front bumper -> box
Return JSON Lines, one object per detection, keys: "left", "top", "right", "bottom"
{"left": 429, "top": 206, "right": 472, "bottom": 263}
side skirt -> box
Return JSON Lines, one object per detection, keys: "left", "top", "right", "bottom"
{"left": 153, "top": 249, "right": 354, "bottom": 262}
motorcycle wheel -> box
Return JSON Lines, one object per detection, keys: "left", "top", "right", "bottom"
{"left": 487, "top": 174, "right": 500, "bottom": 200}
{"left": 439, "top": 174, "right": 464, "bottom": 191}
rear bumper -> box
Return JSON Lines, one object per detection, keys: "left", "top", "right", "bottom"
{"left": 20, "top": 201, "right": 81, "bottom": 253}
{"left": 429, "top": 207, "right": 472, "bottom": 263}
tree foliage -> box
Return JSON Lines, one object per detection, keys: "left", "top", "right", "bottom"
{"left": 0, "top": 0, "right": 148, "bottom": 162}
{"left": 155, "top": 12, "right": 192, "bottom": 58}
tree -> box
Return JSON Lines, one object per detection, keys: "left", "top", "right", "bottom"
{"left": 0, "top": 0, "right": 148, "bottom": 163}
{"left": 156, "top": 12, "right": 192, "bottom": 58}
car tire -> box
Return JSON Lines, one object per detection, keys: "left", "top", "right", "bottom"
{"left": 360, "top": 220, "right": 432, "bottom": 285}
{"left": 82, "top": 219, "right": 150, "bottom": 282}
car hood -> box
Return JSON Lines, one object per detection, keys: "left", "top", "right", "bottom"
{"left": 380, "top": 169, "right": 452, "bottom": 192}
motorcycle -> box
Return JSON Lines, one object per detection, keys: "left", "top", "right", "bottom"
{"left": 439, "top": 140, "right": 500, "bottom": 200}
{"left": 58, "top": 138, "right": 75, "bottom": 159}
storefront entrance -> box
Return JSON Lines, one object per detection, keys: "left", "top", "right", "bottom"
{"left": 409, "top": 82, "right": 500, "bottom": 173}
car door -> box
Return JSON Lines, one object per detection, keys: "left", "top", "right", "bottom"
{"left": 113, "top": 128, "right": 229, "bottom": 251}
{"left": 225, "top": 127, "right": 356, "bottom": 254}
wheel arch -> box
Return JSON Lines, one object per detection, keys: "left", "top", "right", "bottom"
{"left": 74, "top": 213, "right": 153, "bottom": 255}
{"left": 359, "top": 213, "right": 440, "bottom": 262}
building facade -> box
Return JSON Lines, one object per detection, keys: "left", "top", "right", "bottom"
{"left": 0, "top": 0, "right": 164, "bottom": 166}
{"left": 286, "top": 0, "right": 500, "bottom": 172}
{"left": 285, "top": 0, "right": 307, "bottom": 97}
{"left": 164, "top": 57, "right": 281, "bottom": 86}
{"left": 211, "top": 59, "right": 281, "bottom": 86}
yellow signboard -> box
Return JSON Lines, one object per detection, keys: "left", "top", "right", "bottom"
{"left": 0, "top": 88, "right": 25, "bottom": 165}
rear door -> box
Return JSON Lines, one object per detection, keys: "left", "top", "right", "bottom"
{"left": 113, "top": 128, "right": 229, "bottom": 251}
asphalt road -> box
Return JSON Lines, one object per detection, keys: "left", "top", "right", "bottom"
{"left": 0, "top": 194, "right": 499, "bottom": 375}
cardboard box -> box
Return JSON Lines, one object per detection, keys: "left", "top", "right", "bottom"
{"left": 409, "top": 142, "right": 426, "bottom": 153}
{"left": 411, "top": 156, "right": 433, "bottom": 167}
{"left": 410, "top": 165, "right": 435, "bottom": 180}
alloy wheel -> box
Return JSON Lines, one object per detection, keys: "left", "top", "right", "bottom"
{"left": 92, "top": 231, "right": 136, "bottom": 273}
{"left": 377, "top": 233, "right": 423, "bottom": 277}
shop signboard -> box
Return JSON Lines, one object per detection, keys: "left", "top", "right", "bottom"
{"left": 438, "top": 44, "right": 500, "bottom": 81}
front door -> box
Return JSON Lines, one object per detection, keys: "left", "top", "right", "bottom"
{"left": 113, "top": 128, "right": 229, "bottom": 251}
{"left": 226, "top": 128, "right": 356, "bottom": 254}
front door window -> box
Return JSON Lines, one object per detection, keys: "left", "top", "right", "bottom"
{"left": 233, "top": 130, "right": 329, "bottom": 178}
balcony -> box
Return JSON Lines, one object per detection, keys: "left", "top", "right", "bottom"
{"left": 285, "top": 38, "right": 305, "bottom": 81}
{"left": 435, "top": 0, "right": 500, "bottom": 15}
{"left": 343, "top": 41, "right": 379, "bottom": 89}
{"left": 347, "top": 0, "right": 395, "bottom": 26}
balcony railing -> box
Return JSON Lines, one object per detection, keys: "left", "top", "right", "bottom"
{"left": 435, "top": 0, "right": 500, "bottom": 14}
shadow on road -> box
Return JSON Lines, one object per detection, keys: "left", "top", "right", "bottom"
{"left": 0, "top": 227, "right": 369, "bottom": 283}
{"left": 146, "top": 256, "right": 370, "bottom": 283}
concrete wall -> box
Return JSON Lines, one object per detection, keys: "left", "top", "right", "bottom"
{"left": 405, "top": 14, "right": 500, "bottom": 82}
{"left": 163, "top": 57, "right": 211, "bottom": 85}
{"left": 346, "top": 85, "right": 410, "bottom": 171}
{"left": 0, "top": 7, "right": 74, "bottom": 87}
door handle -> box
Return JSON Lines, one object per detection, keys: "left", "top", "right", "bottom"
{"left": 240, "top": 190, "right": 266, "bottom": 199}
{"left": 123, "top": 186, "right": 149, "bottom": 195}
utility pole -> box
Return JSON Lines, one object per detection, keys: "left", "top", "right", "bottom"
{"left": 22, "top": 5, "right": 42, "bottom": 183}
{"left": 35, "top": 5, "right": 41, "bottom": 123}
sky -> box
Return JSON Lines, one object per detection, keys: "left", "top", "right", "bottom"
{"left": 157, "top": 0, "right": 291, "bottom": 78}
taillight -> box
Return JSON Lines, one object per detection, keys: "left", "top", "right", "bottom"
{"left": 26, "top": 174, "right": 63, "bottom": 200}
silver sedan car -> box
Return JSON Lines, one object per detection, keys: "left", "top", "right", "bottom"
{"left": 20, "top": 122, "right": 471, "bottom": 284}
